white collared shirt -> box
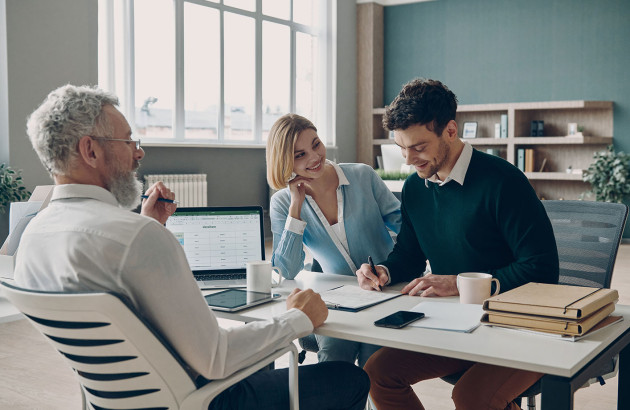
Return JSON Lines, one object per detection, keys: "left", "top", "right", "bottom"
{"left": 15, "top": 184, "right": 312, "bottom": 380}
{"left": 425, "top": 141, "right": 473, "bottom": 187}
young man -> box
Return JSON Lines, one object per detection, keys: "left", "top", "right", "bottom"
{"left": 15, "top": 84, "right": 370, "bottom": 410}
{"left": 356, "top": 78, "right": 559, "bottom": 410}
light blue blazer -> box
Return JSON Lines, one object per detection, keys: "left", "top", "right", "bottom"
{"left": 270, "top": 162, "right": 401, "bottom": 279}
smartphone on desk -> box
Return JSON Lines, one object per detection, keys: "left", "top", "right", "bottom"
{"left": 374, "top": 311, "right": 425, "bottom": 329}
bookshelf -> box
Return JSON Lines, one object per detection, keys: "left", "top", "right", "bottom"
{"left": 364, "top": 100, "right": 613, "bottom": 200}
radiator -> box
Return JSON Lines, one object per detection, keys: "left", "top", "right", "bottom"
{"left": 144, "top": 174, "right": 207, "bottom": 207}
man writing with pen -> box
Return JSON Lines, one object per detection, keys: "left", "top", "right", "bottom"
{"left": 355, "top": 78, "right": 559, "bottom": 410}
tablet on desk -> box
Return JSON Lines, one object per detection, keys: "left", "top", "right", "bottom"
{"left": 205, "top": 289, "right": 281, "bottom": 312}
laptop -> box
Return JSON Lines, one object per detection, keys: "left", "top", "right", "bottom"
{"left": 165, "top": 206, "right": 265, "bottom": 289}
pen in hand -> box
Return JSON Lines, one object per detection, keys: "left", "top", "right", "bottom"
{"left": 368, "top": 256, "right": 382, "bottom": 291}
{"left": 141, "top": 195, "right": 179, "bottom": 204}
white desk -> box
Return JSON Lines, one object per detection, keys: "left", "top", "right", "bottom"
{"left": 209, "top": 271, "right": 630, "bottom": 410}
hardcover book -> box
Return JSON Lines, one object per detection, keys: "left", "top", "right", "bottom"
{"left": 481, "top": 302, "right": 615, "bottom": 336}
{"left": 482, "top": 282, "right": 619, "bottom": 319}
{"left": 525, "top": 149, "right": 535, "bottom": 172}
{"left": 500, "top": 114, "right": 508, "bottom": 138}
{"left": 517, "top": 148, "right": 525, "bottom": 172}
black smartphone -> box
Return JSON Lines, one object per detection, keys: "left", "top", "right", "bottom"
{"left": 374, "top": 311, "right": 425, "bottom": 329}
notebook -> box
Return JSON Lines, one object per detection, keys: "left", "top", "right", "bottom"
{"left": 165, "top": 206, "right": 265, "bottom": 289}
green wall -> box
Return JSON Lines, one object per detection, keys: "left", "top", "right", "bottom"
{"left": 384, "top": 0, "right": 630, "bottom": 155}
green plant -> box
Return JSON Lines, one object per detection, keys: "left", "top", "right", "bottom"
{"left": 0, "top": 163, "right": 31, "bottom": 213}
{"left": 582, "top": 145, "right": 630, "bottom": 203}
{"left": 375, "top": 169, "right": 414, "bottom": 181}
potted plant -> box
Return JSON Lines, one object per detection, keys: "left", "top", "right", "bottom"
{"left": 0, "top": 164, "right": 31, "bottom": 248}
{"left": 0, "top": 163, "right": 31, "bottom": 214}
{"left": 375, "top": 169, "right": 414, "bottom": 181}
{"left": 582, "top": 145, "right": 630, "bottom": 203}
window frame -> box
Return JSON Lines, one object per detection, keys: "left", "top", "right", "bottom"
{"left": 98, "top": 0, "right": 335, "bottom": 148}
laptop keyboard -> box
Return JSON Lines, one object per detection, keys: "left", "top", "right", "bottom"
{"left": 196, "top": 273, "right": 246, "bottom": 281}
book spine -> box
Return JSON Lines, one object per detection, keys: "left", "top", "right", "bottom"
{"left": 500, "top": 114, "right": 508, "bottom": 138}
{"left": 525, "top": 149, "right": 535, "bottom": 172}
{"left": 517, "top": 148, "right": 525, "bottom": 172}
{"left": 537, "top": 120, "right": 545, "bottom": 137}
{"left": 530, "top": 121, "right": 538, "bottom": 137}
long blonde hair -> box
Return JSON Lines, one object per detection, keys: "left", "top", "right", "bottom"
{"left": 266, "top": 114, "right": 317, "bottom": 190}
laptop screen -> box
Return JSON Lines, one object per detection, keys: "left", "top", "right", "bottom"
{"left": 165, "top": 206, "right": 265, "bottom": 274}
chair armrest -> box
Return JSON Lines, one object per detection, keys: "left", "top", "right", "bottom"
{"left": 181, "top": 343, "right": 299, "bottom": 410}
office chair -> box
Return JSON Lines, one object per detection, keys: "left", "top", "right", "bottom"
{"left": 442, "top": 199, "right": 629, "bottom": 409}
{"left": 0, "top": 281, "right": 299, "bottom": 410}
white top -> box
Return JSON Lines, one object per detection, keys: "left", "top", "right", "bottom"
{"left": 283, "top": 160, "right": 355, "bottom": 270}
{"left": 14, "top": 184, "right": 312, "bottom": 379}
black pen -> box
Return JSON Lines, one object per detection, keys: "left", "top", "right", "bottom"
{"left": 141, "top": 195, "right": 179, "bottom": 204}
{"left": 368, "top": 256, "right": 382, "bottom": 291}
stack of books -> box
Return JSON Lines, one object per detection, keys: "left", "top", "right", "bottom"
{"left": 481, "top": 283, "right": 621, "bottom": 338}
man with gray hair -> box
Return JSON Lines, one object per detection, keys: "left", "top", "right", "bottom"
{"left": 15, "top": 84, "right": 370, "bottom": 410}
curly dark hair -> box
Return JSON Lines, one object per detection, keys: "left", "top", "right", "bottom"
{"left": 383, "top": 78, "right": 458, "bottom": 136}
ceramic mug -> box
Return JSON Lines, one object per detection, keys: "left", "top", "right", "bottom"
{"left": 456, "top": 272, "right": 500, "bottom": 304}
{"left": 246, "top": 261, "right": 283, "bottom": 293}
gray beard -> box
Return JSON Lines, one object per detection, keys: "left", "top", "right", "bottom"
{"left": 109, "top": 170, "right": 143, "bottom": 210}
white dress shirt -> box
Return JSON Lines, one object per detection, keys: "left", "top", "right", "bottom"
{"left": 14, "top": 184, "right": 312, "bottom": 380}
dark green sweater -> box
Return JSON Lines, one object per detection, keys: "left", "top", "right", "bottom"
{"left": 384, "top": 149, "right": 559, "bottom": 292}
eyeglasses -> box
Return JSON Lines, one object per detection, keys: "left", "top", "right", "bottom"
{"left": 90, "top": 136, "right": 142, "bottom": 150}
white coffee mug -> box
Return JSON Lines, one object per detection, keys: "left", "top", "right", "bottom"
{"left": 456, "top": 272, "right": 500, "bottom": 304}
{"left": 246, "top": 261, "right": 283, "bottom": 294}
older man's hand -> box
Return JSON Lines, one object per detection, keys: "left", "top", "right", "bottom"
{"left": 141, "top": 181, "right": 177, "bottom": 224}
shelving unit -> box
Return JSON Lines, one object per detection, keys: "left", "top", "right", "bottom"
{"left": 364, "top": 100, "right": 613, "bottom": 200}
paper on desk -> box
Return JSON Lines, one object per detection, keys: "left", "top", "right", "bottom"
{"left": 408, "top": 301, "right": 484, "bottom": 333}
{"left": 485, "top": 315, "right": 624, "bottom": 342}
{"left": 320, "top": 285, "right": 401, "bottom": 310}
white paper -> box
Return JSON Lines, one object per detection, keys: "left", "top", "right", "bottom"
{"left": 408, "top": 301, "right": 484, "bottom": 333}
{"left": 484, "top": 316, "right": 625, "bottom": 342}
{"left": 320, "top": 285, "right": 400, "bottom": 310}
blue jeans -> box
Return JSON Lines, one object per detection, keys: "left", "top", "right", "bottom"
{"left": 209, "top": 361, "right": 370, "bottom": 410}
{"left": 315, "top": 334, "right": 381, "bottom": 368}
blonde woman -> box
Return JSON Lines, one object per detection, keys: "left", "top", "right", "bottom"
{"left": 266, "top": 113, "right": 401, "bottom": 367}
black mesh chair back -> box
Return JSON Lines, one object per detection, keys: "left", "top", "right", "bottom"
{"left": 543, "top": 200, "right": 628, "bottom": 288}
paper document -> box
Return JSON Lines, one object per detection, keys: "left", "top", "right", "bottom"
{"left": 485, "top": 315, "right": 624, "bottom": 342}
{"left": 408, "top": 301, "right": 484, "bottom": 333}
{"left": 320, "top": 285, "right": 402, "bottom": 312}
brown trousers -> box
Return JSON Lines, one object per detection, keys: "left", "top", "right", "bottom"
{"left": 364, "top": 347, "right": 543, "bottom": 410}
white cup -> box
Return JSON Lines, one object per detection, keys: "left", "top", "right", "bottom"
{"left": 456, "top": 272, "right": 500, "bottom": 304}
{"left": 246, "top": 261, "right": 283, "bottom": 294}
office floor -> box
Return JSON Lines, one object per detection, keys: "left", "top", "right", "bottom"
{"left": 1, "top": 244, "right": 629, "bottom": 409}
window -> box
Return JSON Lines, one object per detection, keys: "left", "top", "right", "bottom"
{"left": 98, "top": 0, "right": 334, "bottom": 146}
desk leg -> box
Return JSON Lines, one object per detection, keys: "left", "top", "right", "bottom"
{"left": 540, "top": 375, "right": 572, "bottom": 410}
{"left": 619, "top": 344, "right": 630, "bottom": 410}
